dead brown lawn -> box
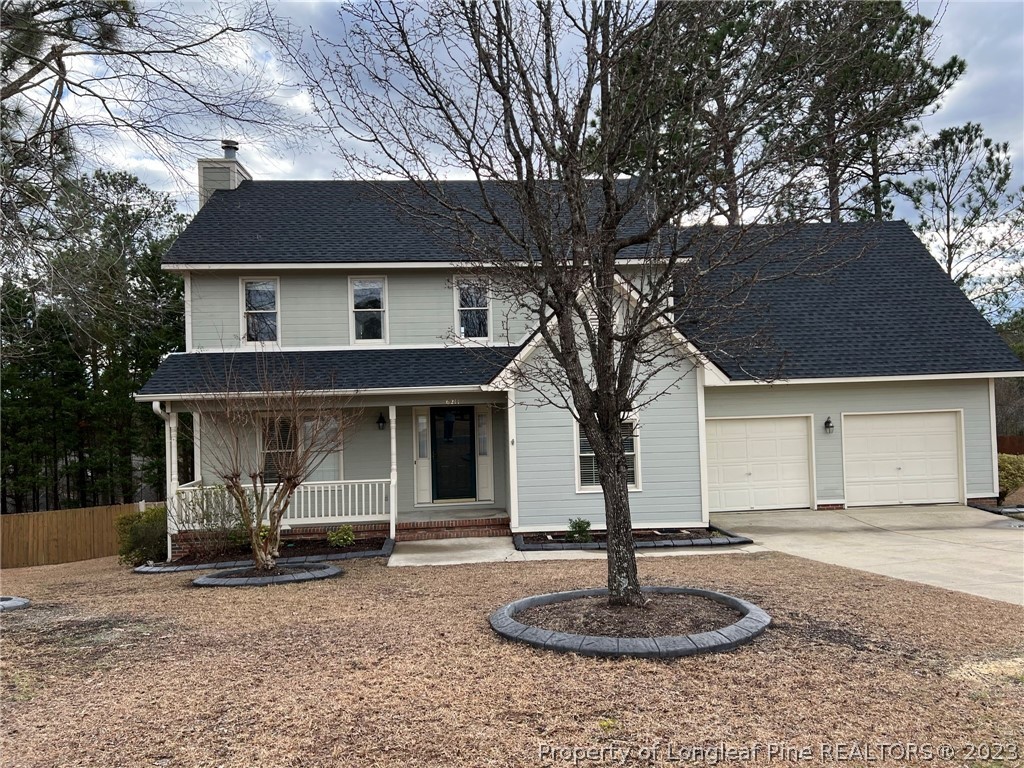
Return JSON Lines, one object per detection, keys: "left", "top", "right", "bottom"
{"left": 1, "top": 552, "right": 1022, "bottom": 767}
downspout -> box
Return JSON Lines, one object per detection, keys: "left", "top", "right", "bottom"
{"left": 153, "top": 402, "right": 173, "bottom": 561}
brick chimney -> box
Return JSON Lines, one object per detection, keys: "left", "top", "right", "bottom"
{"left": 197, "top": 139, "right": 252, "bottom": 207}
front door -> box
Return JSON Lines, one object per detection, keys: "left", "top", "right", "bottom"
{"left": 431, "top": 406, "right": 476, "bottom": 501}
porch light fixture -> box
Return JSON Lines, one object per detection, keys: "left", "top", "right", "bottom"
{"left": 824, "top": 416, "right": 834, "bottom": 434}
{"left": 376, "top": 412, "right": 388, "bottom": 431}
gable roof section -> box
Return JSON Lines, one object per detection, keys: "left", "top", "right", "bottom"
{"left": 164, "top": 179, "right": 659, "bottom": 266}
{"left": 137, "top": 346, "right": 521, "bottom": 400}
{"left": 684, "top": 221, "right": 1024, "bottom": 381}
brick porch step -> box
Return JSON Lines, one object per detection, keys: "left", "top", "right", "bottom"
{"left": 395, "top": 514, "right": 511, "bottom": 542}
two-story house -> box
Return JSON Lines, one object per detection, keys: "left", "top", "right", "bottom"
{"left": 137, "top": 142, "right": 1024, "bottom": 557}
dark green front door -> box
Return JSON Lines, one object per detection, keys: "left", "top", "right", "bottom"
{"left": 431, "top": 406, "right": 476, "bottom": 501}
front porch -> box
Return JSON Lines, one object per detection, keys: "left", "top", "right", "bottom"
{"left": 174, "top": 478, "right": 509, "bottom": 544}
{"left": 161, "top": 396, "right": 514, "bottom": 554}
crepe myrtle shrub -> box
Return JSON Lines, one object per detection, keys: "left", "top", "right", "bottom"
{"left": 116, "top": 505, "right": 167, "bottom": 566}
{"left": 327, "top": 525, "right": 356, "bottom": 548}
{"left": 282, "top": 0, "right": 918, "bottom": 605}
{"left": 180, "top": 354, "right": 362, "bottom": 571}
{"left": 566, "top": 517, "right": 593, "bottom": 543}
{"left": 998, "top": 454, "right": 1024, "bottom": 502}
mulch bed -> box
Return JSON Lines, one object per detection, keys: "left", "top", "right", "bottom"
{"left": 516, "top": 593, "right": 741, "bottom": 637}
{"left": 521, "top": 527, "right": 721, "bottom": 546}
{"left": 167, "top": 536, "right": 387, "bottom": 565}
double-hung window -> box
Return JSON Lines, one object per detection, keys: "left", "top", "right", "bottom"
{"left": 577, "top": 421, "right": 639, "bottom": 491}
{"left": 351, "top": 277, "right": 387, "bottom": 342}
{"left": 242, "top": 279, "right": 278, "bottom": 343}
{"left": 455, "top": 280, "right": 489, "bottom": 339}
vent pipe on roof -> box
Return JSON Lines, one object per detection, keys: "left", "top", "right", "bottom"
{"left": 222, "top": 139, "right": 239, "bottom": 160}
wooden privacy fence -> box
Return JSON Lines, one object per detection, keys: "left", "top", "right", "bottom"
{"left": 1, "top": 502, "right": 141, "bottom": 569}
{"left": 998, "top": 435, "right": 1024, "bottom": 455}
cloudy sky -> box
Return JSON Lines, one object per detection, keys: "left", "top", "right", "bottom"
{"left": 113, "top": 1, "right": 1024, "bottom": 215}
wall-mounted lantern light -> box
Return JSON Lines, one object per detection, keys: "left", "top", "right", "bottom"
{"left": 376, "top": 412, "right": 388, "bottom": 431}
{"left": 824, "top": 416, "right": 834, "bottom": 434}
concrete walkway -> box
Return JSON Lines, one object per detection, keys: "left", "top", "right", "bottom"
{"left": 713, "top": 505, "right": 1024, "bottom": 606}
{"left": 387, "top": 536, "right": 762, "bottom": 568}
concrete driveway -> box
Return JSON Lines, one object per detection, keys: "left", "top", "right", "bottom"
{"left": 713, "top": 505, "right": 1024, "bottom": 605}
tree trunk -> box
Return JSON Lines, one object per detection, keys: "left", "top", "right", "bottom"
{"left": 599, "top": 450, "right": 644, "bottom": 607}
{"left": 869, "top": 134, "right": 883, "bottom": 220}
{"left": 722, "top": 134, "right": 741, "bottom": 226}
{"left": 826, "top": 111, "right": 841, "bottom": 223}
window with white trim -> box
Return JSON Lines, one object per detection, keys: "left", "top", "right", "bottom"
{"left": 243, "top": 279, "right": 278, "bottom": 343}
{"left": 578, "top": 421, "right": 638, "bottom": 489}
{"left": 352, "top": 278, "right": 386, "bottom": 342}
{"left": 456, "top": 280, "right": 489, "bottom": 339}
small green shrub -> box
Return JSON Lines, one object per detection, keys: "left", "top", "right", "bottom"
{"left": 998, "top": 453, "right": 1024, "bottom": 501}
{"left": 116, "top": 505, "right": 167, "bottom": 566}
{"left": 565, "top": 517, "right": 593, "bottom": 543}
{"left": 327, "top": 525, "right": 356, "bottom": 548}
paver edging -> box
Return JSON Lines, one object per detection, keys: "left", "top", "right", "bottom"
{"left": 489, "top": 586, "right": 770, "bottom": 658}
{"left": 192, "top": 562, "right": 343, "bottom": 588}
{"left": 969, "top": 501, "right": 1024, "bottom": 517}
{"left": 0, "top": 596, "right": 31, "bottom": 612}
{"left": 135, "top": 538, "right": 394, "bottom": 574}
{"left": 512, "top": 527, "right": 752, "bottom": 552}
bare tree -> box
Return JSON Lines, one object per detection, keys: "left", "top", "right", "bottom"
{"left": 1, "top": 0, "right": 300, "bottom": 347}
{"left": 180, "top": 354, "right": 361, "bottom": 570}
{"left": 280, "top": 1, "right": 899, "bottom": 605}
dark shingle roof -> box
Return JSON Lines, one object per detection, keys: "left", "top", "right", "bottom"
{"left": 164, "top": 180, "right": 656, "bottom": 265}
{"left": 138, "top": 346, "right": 520, "bottom": 398}
{"left": 686, "top": 221, "right": 1024, "bottom": 380}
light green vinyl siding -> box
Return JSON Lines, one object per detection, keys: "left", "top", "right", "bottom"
{"left": 189, "top": 270, "right": 533, "bottom": 349}
{"left": 191, "top": 274, "right": 243, "bottom": 349}
{"left": 704, "top": 379, "right": 996, "bottom": 501}
{"left": 513, "top": 357, "right": 703, "bottom": 531}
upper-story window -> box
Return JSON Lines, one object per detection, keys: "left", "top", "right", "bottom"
{"left": 242, "top": 278, "right": 278, "bottom": 343}
{"left": 456, "top": 279, "right": 489, "bottom": 339}
{"left": 351, "top": 277, "right": 387, "bottom": 343}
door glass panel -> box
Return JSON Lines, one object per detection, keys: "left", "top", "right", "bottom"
{"left": 416, "top": 415, "right": 429, "bottom": 459}
{"left": 477, "top": 413, "right": 488, "bottom": 456}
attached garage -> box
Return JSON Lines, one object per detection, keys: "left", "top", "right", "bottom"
{"left": 707, "top": 416, "right": 812, "bottom": 512}
{"left": 842, "top": 411, "right": 963, "bottom": 507}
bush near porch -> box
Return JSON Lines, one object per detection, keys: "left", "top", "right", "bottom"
{"left": 998, "top": 453, "right": 1024, "bottom": 503}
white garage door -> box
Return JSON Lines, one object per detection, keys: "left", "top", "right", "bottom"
{"left": 844, "top": 412, "right": 961, "bottom": 507}
{"left": 707, "top": 417, "right": 811, "bottom": 512}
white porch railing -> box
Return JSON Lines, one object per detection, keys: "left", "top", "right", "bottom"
{"left": 173, "top": 479, "right": 392, "bottom": 529}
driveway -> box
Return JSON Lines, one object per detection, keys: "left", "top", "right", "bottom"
{"left": 713, "top": 505, "right": 1024, "bottom": 605}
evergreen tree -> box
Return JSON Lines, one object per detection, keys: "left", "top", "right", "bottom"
{"left": 0, "top": 171, "right": 184, "bottom": 512}
{"left": 790, "top": 0, "right": 963, "bottom": 223}
{"left": 899, "top": 123, "right": 1024, "bottom": 319}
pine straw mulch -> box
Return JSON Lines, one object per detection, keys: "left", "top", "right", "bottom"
{"left": 1, "top": 552, "right": 1022, "bottom": 768}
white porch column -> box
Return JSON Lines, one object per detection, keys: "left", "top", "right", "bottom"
{"left": 192, "top": 412, "right": 202, "bottom": 484}
{"left": 388, "top": 405, "right": 398, "bottom": 540}
{"left": 168, "top": 411, "right": 180, "bottom": 505}
{"left": 506, "top": 389, "right": 519, "bottom": 529}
